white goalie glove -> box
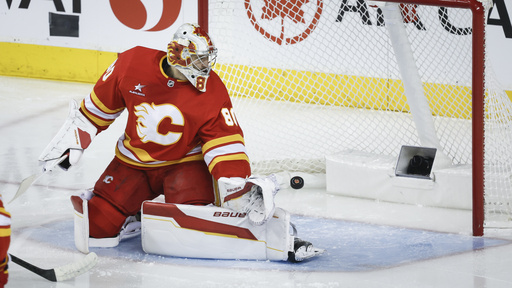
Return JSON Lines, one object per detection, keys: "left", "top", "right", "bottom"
{"left": 38, "top": 99, "right": 97, "bottom": 171}
{"left": 218, "top": 175, "right": 279, "bottom": 226}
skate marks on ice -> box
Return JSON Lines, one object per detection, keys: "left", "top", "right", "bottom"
{"left": 18, "top": 214, "right": 511, "bottom": 272}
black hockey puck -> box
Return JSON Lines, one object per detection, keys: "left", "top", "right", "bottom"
{"left": 290, "top": 176, "right": 304, "bottom": 189}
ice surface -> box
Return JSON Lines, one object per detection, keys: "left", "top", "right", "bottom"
{"left": 2, "top": 76, "right": 512, "bottom": 288}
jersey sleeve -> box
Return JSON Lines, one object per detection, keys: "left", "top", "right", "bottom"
{"left": 202, "top": 131, "right": 251, "bottom": 180}
{"left": 80, "top": 58, "right": 126, "bottom": 131}
{"left": 0, "top": 198, "right": 10, "bottom": 287}
{"left": 199, "top": 84, "right": 251, "bottom": 179}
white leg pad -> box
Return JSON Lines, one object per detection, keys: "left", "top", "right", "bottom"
{"left": 264, "top": 207, "right": 293, "bottom": 260}
{"left": 88, "top": 235, "right": 120, "bottom": 248}
{"left": 141, "top": 201, "right": 293, "bottom": 261}
{"left": 72, "top": 196, "right": 90, "bottom": 254}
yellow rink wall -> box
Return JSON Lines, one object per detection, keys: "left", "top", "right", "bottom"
{"left": 1, "top": 42, "right": 511, "bottom": 117}
{"left": 0, "top": 42, "right": 117, "bottom": 83}
{"left": 214, "top": 63, "right": 512, "bottom": 120}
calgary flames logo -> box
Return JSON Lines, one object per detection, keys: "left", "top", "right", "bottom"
{"left": 245, "top": 0, "right": 323, "bottom": 45}
{"left": 134, "top": 103, "right": 184, "bottom": 145}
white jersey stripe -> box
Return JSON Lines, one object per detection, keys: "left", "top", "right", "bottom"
{"left": 203, "top": 143, "right": 248, "bottom": 166}
{"left": 0, "top": 214, "right": 11, "bottom": 226}
{"left": 84, "top": 96, "right": 123, "bottom": 120}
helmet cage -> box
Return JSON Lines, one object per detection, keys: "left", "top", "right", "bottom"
{"left": 180, "top": 47, "right": 217, "bottom": 77}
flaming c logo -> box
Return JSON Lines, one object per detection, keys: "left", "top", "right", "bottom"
{"left": 245, "top": 0, "right": 323, "bottom": 45}
{"left": 109, "top": 0, "right": 182, "bottom": 31}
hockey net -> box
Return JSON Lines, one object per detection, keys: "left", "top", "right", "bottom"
{"left": 205, "top": 0, "right": 512, "bottom": 235}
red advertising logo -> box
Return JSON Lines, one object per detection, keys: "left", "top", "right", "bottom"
{"left": 109, "top": 0, "right": 181, "bottom": 31}
{"left": 245, "top": 0, "right": 323, "bottom": 45}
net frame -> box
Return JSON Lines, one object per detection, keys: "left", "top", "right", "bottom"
{"left": 198, "top": 0, "right": 490, "bottom": 236}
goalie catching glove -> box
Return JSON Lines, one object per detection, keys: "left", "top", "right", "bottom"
{"left": 39, "top": 100, "right": 97, "bottom": 171}
{"left": 218, "top": 175, "right": 279, "bottom": 226}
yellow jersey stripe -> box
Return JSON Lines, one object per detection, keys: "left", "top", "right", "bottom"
{"left": 0, "top": 227, "right": 11, "bottom": 237}
{"left": 90, "top": 91, "right": 125, "bottom": 114}
{"left": 207, "top": 153, "right": 250, "bottom": 173}
{"left": 80, "top": 101, "right": 115, "bottom": 127}
{"left": 115, "top": 147, "right": 204, "bottom": 168}
{"left": 0, "top": 208, "right": 10, "bottom": 218}
{"left": 202, "top": 134, "right": 245, "bottom": 153}
{"left": 121, "top": 133, "right": 159, "bottom": 162}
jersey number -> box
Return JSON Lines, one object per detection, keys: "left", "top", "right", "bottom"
{"left": 196, "top": 76, "right": 206, "bottom": 91}
{"left": 102, "top": 59, "right": 117, "bottom": 81}
{"left": 221, "top": 108, "right": 238, "bottom": 126}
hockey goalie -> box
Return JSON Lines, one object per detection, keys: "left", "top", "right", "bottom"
{"left": 39, "top": 23, "right": 324, "bottom": 262}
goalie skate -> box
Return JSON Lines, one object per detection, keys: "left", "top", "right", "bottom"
{"left": 288, "top": 238, "right": 325, "bottom": 263}
{"left": 118, "top": 213, "right": 141, "bottom": 240}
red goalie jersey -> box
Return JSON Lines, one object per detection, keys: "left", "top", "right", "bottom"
{"left": 80, "top": 46, "right": 251, "bottom": 179}
{"left": 0, "top": 196, "right": 10, "bottom": 287}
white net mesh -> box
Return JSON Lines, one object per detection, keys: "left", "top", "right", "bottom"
{"left": 484, "top": 66, "right": 512, "bottom": 227}
{"left": 208, "top": 0, "right": 512, "bottom": 228}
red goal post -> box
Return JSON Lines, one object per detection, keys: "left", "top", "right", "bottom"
{"left": 199, "top": 0, "right": 507, "bottom": 237}
{"left": 377, "top": 0, "right": 487, "bottom": 239}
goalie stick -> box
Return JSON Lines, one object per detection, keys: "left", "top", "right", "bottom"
{"left": 9, "top": 154, "right": 68, "bottom": 203}
{"left": 10, "top": 252, "right": 98, "bottom": 282}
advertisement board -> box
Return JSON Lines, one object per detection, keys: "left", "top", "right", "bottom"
{"left": 0, "top": 0, "right": 511, "bottom": 90}
{"left": 0, "top": 0, "right": 197, "bottom": 52}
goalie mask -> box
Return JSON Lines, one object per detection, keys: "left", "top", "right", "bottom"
{"left": 167, "top": 23, "right": 217, "bottom": 92}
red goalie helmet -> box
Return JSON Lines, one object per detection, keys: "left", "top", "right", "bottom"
{"left": 167, "top": 23, "right": 217, "bottom": 92}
